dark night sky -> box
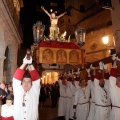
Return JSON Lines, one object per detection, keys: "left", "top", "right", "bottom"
{"left": 20, "top": 0, "right": 65, "bottom": 49}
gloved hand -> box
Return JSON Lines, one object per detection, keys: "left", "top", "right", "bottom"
{"left": 103, "top": 63, "right": 108, "bottom": 70}
{"left": 116, "top": 56, "right": 120, "bottom": 61}
{"left": 23, "top": 55, "right": 32, "bottom": 64}
{"left": 76, "top": 68, "right": 80, "bottom": 74}
{"left": 99, "top": 61, "right": 104, "bottom": 70}
{"left": 90, "top": 64, "right": 95, "bottom": 69}
{"left": 68, "top": 71, "right": 71, "bottom": 76}
{"left": 112, "top": 54, "right": 117, "bottom": 61}
{"left": 86, "top": 68, "right": 90, "bottom": 77}
{"left": 64, "top": 72, "right": 67, "bottom": 76}
{"left": 86, "top": 68, "right": 90, "bottom": 73}
{"left": 72, "top": 69, "right": 74, "bottom": 75}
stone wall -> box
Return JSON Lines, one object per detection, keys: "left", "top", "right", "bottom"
{"left": 0, "top": 0, "right": 22, "bottom": 83}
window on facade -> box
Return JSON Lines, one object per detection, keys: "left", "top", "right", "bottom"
{"left": 80, "top": 5, "right": 85, "bottom": 12}
{"left": 67, "top": 11, "right": 71, "bottom": 15}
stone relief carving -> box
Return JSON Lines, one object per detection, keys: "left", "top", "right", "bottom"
{"left": 57, "top": 49, "right": 67, "bottom": 63}
{"left": 42, "top": 49, "right": 53, "bottom": 62}
{"left": 69, "top": 50, "right": 79, "bottom": 63}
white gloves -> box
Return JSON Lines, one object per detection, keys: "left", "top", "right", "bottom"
{"left": 99, "top": 61, "right": 104, "bottom": 70}
{"left": 86, "top": 68, "right": 90, "bottom": 73}
{"left": 64, "top": 72, "right": 67, "bottom": 76}
{"left": 76, "top": 68, "right": 80, "bottom": 75}
{"left": 117, "top": 56, "right": 120, "bottom": 61}
{"left": 72, "top": 69, "right": 74, "bottom": 75}
{"left": 68, "top": 71, "right": 72, "bottom": 77}
{"left": 103, "top": 63, "right": 108, "bottom": 70}
{"left": 90, "top": 64, "right": 95, "bottom": 69}
{"left": 112, "top": 54, "right": 117, "bottom": 61}
{"left": 23, "top": 55, "right": 32, "bottom": 64}
{"left": 86, "top": 68, "right": 90, "bottom": 77}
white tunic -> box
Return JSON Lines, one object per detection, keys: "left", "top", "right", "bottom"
{"left": 74, "top": 81, "right": 91, "bottom": 120}
{"left": 69, "top": 81, "right": 80, "bottom": 119}
{"left": 87, "top": 81, "right": 95, "bottom": 120}
{"left": 94, "top": 77, "right": 111, "bottom": 120}
{"left": 13, "top": 68, "right": 40, "bottom": 120}
{"left": 58, "top": 80, "right": 72, "bottom": 120}
{"left": 1, "top": 104, "right": 14, "bottom": 117}
{"left": 109, "top": 68, "right": 120, "bottom": 120}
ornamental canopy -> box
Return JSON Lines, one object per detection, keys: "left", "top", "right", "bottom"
{"left": 35, "top": 40, "right": 85, "bottom": 65}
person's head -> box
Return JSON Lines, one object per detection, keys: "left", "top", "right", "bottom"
{"left": 8, "top": 86, "right": 13, "bottom": 92}
{"left": 6, "top": 95, "right": 13, "bottom": 106}
{"left": 22, "top": 74, "right": 32, "bottom": 91}
{"left": 0, "top": 83, "right": 5, "bottom": 90}
{"left": 79, "top": 79, "right": 87, "bottom": 88}
{"left": 62, "top": 76, "right": 68, "bottom": 85}
{"left": 97, "top": 72, "right": 105, "bottom": 88}
{"left": 116, "top": 75, "right": 120, "bottom": 88}
{"left": 51, "top": 12, "right": 56, "bottom": 18}
{"left": 99, "top": 77, "right": 105, "bottom": 88}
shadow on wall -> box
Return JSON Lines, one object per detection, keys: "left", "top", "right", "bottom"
{"left": 17, "top": 48, "right": 27, "bottom": 67}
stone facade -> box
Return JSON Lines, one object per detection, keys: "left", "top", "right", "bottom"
{"left": 58, "top": 0, "right": 116, "bottom": 64}
{"left": 0, "top": 1, "right": 22, "bottom": 83}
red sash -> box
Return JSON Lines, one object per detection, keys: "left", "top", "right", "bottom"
{"left": 1, "top": 116, "right": 14, "bottom": 120}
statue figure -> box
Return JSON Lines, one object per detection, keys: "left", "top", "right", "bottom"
{"left": 41, "top": 6, "right": 66, "bottom": 39}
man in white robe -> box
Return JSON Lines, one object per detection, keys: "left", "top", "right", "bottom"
{"left": 13, "top": 55, "right": 40, "bottom": 120}
{"left": 87, "top": 65, "right": 96, "bottom": 120}
{"left": 94, "top": 62, "right": 111, "bottom": 120}
{"left": 69, "top": 69, "right": 80, "bottom": 120}
{"left": 58, "top": 75, "right": 72, "bottom": 120}
{"left": 109, "top": 59, "right": 120, "bottom": 120}
{"left": 73, "top": 70, "right": 91, "bottom": 120}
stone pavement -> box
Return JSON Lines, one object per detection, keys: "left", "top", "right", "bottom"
{"left": 39, "top": 98, "right": 59, "bottom": 120}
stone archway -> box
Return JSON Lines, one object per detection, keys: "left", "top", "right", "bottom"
{"left": 3, "top": 46, "right": 11, "bottom": 83}
{"left": 3, "top": 44, "right": 18, "bottom": 83}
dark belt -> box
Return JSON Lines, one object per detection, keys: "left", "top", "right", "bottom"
{"left": 95, "top": 104, "right": 111, "bottom": 107}
{"left": 112, "top": 105, "right": 120, "bottom": 108}
{"left": 78, "top": 101, "right": 89, "bottom": 105}
{"left": 60, "top": 96, "right": 71, "bottom": 99}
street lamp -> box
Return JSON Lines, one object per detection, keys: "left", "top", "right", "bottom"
{"left": 102, "top": 35, "right": 109, "bottom": 44}
{"left": 33, "top": 21, "right": 45, "bottom": 44}
{"left": 75, "top": 26, "right": 86, "bottom": 47}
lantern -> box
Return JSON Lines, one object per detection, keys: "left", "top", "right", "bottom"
{"left": 33, "top": 21, "right": 45, "bottom": 44}
{"left": 75, "top": 26, "right": 86, "bottom": 47}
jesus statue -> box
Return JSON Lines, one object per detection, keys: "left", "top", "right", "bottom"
{"left": 41, "top": 6, "right": 66, "bottom": 39}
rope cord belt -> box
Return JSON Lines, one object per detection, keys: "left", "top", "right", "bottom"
{"left": 78, "top": 101, "right": 89, "bottom": 105}
{"left": 95, "top": 104, "right": 111, "bottom": 107}
{"left": 112, "top": 105, "right": 120, "bottom": 108}
{"left": 60, "top": 95, "right": 72, "bottom": 99}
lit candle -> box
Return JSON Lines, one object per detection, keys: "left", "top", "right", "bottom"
{"left": 36, "top": 29, "right": 39, "bottom": 39}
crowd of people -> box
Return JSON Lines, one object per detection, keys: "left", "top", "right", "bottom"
{"left": 0, "top": 53, "right": 120, "bottom": 120}
{"left": 39, "top": 82, "right": 60, "bottom": 108}
{"left": 57, "top": 54, "right": 120, "bottom": 120}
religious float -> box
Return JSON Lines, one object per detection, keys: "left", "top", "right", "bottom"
{"left": 31, "top": 18, "right": 86, "bottom": 72}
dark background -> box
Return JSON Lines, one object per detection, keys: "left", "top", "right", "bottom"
{"left": 20, "top": 0, "right": 65, "bottom": 48}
